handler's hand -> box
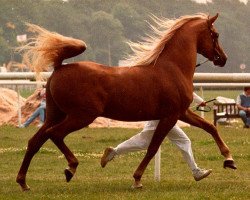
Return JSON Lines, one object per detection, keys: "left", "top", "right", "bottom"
{"left": 198, "top": 102, "right": 207, "bottom": 107}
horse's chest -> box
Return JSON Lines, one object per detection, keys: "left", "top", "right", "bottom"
{"left": 157, "top": 92, "right": 191, "bottom": 115}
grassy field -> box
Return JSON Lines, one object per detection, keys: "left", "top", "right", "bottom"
{"left": 0, "top": 124, "right": 249, "bottom": 200}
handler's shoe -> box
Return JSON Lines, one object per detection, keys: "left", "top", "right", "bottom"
{"left": 37, "top": 123, "right": 43, "bottom": 128}
{"left": 17, "top": 124, "right": 25, "bottom": 128}
{"left": 192, "top": 168, "right": 212, "bottom": 181}
{"left": 101, "top": 147, "right": 117, "bottom": 168}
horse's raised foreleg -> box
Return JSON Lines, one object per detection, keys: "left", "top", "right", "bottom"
{"left": 180, "top": 109, "right": 236, "bottom": 169}
{"left": 47, "top": 114, "right": 96, "bottom": 182}
{"left": 16, "top": 125, "right": 50, "bottom": 191}
{"left": 133, "top": 116, "right": 178, "bottom": 188}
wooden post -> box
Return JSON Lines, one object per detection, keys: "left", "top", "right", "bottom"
{"left": 200, "top": 86, "right": 204, "bottom": 119}
{"left": 154, "top": 146, "right": 161, "bottom": 181}
{"left": 16, "top": 85, "right": 22, "bottom": 127}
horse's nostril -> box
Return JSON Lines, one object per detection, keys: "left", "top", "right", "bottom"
{"left": 214, "top": 55, "right": 220, "bottom": 61}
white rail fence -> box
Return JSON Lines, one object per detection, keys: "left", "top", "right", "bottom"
{"left": 0, "top": 73, "right": 49, "bottom": 126}
{"left": 1, "top": 72, "right": 250, "bottom": 84}
{"left": 1, "top": 72, "right": 250, "bottom": 182}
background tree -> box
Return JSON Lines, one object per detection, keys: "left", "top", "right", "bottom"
{"left": 89, "top": 11, "right": 126, "bottom": 65}
{"left": 0, "top": 0, "right": 249, "bottom": 72}
{"left": 112, "top": 3, "right": 147, "bottom": 42}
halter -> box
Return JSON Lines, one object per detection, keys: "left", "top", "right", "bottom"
{"left": 207, "top": 17, "right": 221, "bottom": 62}
{"left": 196, "top": 17, "right": 220, "bottom": 68}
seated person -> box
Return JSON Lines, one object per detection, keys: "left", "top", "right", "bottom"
{"left": 236, "top": 87, "right": 250, "bottom": 128}
{"left": 19, "top": 87, "right": 46, "bottom": 128}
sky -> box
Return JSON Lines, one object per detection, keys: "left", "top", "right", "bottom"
{"left": 193, "top": 0, "right": 248, "bottom": 4}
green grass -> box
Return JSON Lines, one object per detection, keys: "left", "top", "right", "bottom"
{"left": 0, "top": 125, "right": 249, "bottom": 200}
{"left": 20, "top": 89, "right": 35, "bottom": 98}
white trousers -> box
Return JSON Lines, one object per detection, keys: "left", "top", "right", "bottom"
{"left": 114, "top": 120, "right": 198, "bottom": 171}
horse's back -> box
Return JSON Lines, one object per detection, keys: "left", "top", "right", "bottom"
{"left": 48, "top": 61, "right": 186, "bottom": 121}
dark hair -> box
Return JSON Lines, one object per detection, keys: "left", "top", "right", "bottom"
{"left": 244, "top": 87, "right": 250, "bottom": 91}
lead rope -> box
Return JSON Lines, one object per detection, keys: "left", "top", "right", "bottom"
{"left": 196, "top": 59, "right": 209, "bottom": 67}
{"left": 195, "top": 98, "right": 217, "bottom": 112}
{"left": 194, "top": 59, "right": 214, "bottom": 112}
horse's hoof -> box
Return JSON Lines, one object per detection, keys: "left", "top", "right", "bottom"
{"left": 16, "top": 177, "right": 30, "bottom": 191}
{"left": 64, "top": 168, "right": 74, "bottom": 182}
{"left": 21, "top": 185, "right": 31, "bottom": 192}
{"left": 131, "top": 181, "right": 143, "bottom": 189}
{"left": 223, "top": 160, "right": 237, "bottom": 169}
{"left": 18, "top": 183, "right": 30, "bottom": 191}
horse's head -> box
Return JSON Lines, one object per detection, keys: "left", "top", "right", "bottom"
{"left": 197, "top": 13, "right": 227, "bottom": 67}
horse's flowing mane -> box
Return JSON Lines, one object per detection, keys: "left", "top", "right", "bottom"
{"left": 126, "top": 13, "right": 208, "bottom": 66}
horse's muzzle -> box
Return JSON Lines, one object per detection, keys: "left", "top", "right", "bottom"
{"left": 213, "top": 53, "right": 227, "bottom": 67}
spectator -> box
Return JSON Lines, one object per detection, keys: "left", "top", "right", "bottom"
{"left": 101, "top": 92, "right": 212, "bottom": 181}
{"left": 236, "top": 87, "right": 250, "bottom": 128}
{"left": 19, "top": 86, "right": 46, "bottom": 128}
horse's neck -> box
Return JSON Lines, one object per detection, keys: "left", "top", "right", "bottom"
{"left": 158, "top": 32, "right": 197, "bottom": 79}
{"left": 153, "top": 33, "right": 198, "bottom": 107}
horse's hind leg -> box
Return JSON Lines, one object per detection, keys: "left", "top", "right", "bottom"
{"left": 16, "top": 125, "right": 51, "bottom": 191}
{"left": 180, "top": 109, "right": 236, "bottom": 169}
{"left": 47, "top": 114, "right": 96, "bottom": 182}
{"left": 51, "top": 138, "right": 78, "bottom": 182}
{"left": 133, "top": 116, "right": 178, "bottom": 188}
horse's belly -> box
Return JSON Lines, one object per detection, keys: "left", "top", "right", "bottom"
{"left": 102, "top": 112, "right": 160, "bottom": 122}
{"left": 102, "top": 100, "right": 173, "bottom": 122}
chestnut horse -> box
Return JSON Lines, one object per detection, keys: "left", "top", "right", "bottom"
{"left": 16, "top": 13, "right": 236, "bottom": 191}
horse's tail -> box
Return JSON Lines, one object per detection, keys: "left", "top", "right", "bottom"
{"left": 17, "top": 23, "right": 86, "bottom": 73}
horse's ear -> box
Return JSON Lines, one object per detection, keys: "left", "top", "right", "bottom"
{"left": 208, "top": 13, "right": 219, "bottom": 26}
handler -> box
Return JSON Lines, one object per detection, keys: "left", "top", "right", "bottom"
{"left": 101, "top": 92, "right": 212, "bottom": 181}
